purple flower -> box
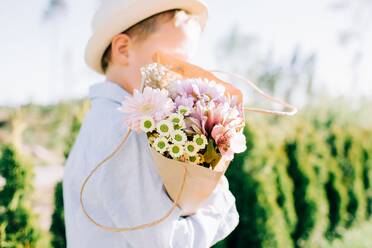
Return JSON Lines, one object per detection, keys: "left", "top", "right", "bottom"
{"left": 174, "top": 95, "right": 194, "bottom": 109}
{"left": 168, "top": 77, "right": 225, "bottom": 102}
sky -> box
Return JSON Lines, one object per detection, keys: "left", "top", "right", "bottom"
{"left": 1, "top": 0, "right": 371, "bottom": 106}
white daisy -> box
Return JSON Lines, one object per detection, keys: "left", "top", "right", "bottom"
{"left": 178, "top": 105, "right": 191, "bottom": 116}
{"left": 170, "top": 130, "right": 187, "bottom": 145}
{"left": 140, "top": 116, "right": 155, "bottom": 132}
{"left": 188, "top": 155, "right": 197, "bottom": 163}
{"left": 168, "top": 144, "right": 184, "bottom": 158}
{"left": 188, "top": 154, "right": 204, "bottom": 164}
{"left": 168, "top": 113, "right": 184, "bottom": 125}
{"left": 193, "top": 134, "right": 208, "bottom": 149}
{"left": 153, "top": 137, "right": 169, "bottom": 153}
{"left": 184, "top": 141, "right": 199, "bottom": 156}
{"left": 173, "top": 119, "right": 186, "bottom": 130}
{"left": 177, "top": 119, "right": 186, "bottom": 129}
{"left": 156, "top": 120, "right": 173, "bottom": 136}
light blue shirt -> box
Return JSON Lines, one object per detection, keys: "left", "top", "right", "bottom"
{"left": 63, "top": 80, "right": 239, "bottom": 248}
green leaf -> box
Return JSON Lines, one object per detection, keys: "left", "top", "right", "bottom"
{"left": 203, "top": 140, "right": 221, "bottom": 169}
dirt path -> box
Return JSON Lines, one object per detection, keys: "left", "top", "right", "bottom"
{"left": 32, "top": 164, "right": 64, "bottom": 231}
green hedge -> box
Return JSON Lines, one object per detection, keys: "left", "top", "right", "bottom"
{"left": 49, "top": 181, "right": 64, "bottom": 248}
{"left": 214, "top": 106, "right": 372, "bottom": 248}
{"left": 0, "top": 144, "right": 41, "bottom": 247}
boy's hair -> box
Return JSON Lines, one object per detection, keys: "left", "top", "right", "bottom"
{"left": 101, "top": 9, "right": 195, "bottom": 73}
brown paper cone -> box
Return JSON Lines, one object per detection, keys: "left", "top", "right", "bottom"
{"left": 149, "top": 146, "right": 230, "bottom": 216}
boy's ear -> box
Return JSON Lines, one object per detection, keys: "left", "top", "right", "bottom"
{"left": 111, "top": 33, "right": 131, "bottom": 66}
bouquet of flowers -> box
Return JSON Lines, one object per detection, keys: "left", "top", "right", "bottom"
{"left": 118, "top": 66, "right": 247, "bottom": 170}
{"left": 116, "top": 52, "right": 248, "bottom": 215}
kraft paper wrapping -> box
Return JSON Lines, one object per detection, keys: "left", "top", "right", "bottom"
{"left": 149, "top": 145, "right": 230, "bottom": 216}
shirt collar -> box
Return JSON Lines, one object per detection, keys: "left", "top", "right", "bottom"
{"left": 88, "top": 79, "right": 131, "bottom": 105}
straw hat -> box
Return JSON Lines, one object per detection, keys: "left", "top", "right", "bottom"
{"left": 84, "top": 0, "right": 209, "bottom": 74}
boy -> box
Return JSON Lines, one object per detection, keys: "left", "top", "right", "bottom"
{"left": 63, "top": 0, "right": 239, "bottom": 247}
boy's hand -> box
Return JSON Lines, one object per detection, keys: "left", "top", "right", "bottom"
{"left": 218, "top": 174, "right": 229, "bottom": 191}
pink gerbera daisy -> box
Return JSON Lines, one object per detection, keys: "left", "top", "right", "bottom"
{"left": 118, "top": 86, "right": 174, "bottom": 132}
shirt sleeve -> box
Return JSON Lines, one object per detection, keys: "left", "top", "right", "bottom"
{"left": 210, "top": 176, "right": 239, "bottom": 246}
{"left": 94, "top": 130, "right": 239, "bottom": 248}
{"left": 171, "top": 175, "right": 239, "bottom": 248}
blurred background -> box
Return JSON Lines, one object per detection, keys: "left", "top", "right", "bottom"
{"left": 0, "top": 0, "right": 371, "bottom": 247}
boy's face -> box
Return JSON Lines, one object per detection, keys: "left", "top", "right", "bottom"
{"left": 132, "top": 15, "right": 202, "bottom": 65}
{"left": 108, "top": 14, "right": 202, "bottom": 91}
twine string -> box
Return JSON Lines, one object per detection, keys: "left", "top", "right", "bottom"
{"left": 209, "top": 69, "right": 298, "bottom": 116}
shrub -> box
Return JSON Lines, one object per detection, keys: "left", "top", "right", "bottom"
{"left": 284, "top": 121, "right": 330, "bottom": 247}
{"left": 0, "top": 144, "right": 41, "bottom": 247}
{"left": 216, "top": 124, "right": 293, "bottom": 248}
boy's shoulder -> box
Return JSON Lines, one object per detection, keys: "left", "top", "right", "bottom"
{"left": 80, "top": 97, "right": 126, "bottom": 138}
{"left": 83, "top": 82, "right": 129, "bottom": 127}
{"left": 64, "top": 99, "right": 128, "bottom": 166}
{"left": 65, "top": 81, "right": 130, "bottom": 161}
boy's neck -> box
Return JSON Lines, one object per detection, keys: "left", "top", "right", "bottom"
{"left": 105, "top": 69, "right": 139, "bottom": 95}
{"left": 105, "top": 76, "right": 133, "bottom": 95}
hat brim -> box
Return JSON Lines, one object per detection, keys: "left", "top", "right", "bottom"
{"left": 84, "top": 0, "right": 208, "bottom": 75}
